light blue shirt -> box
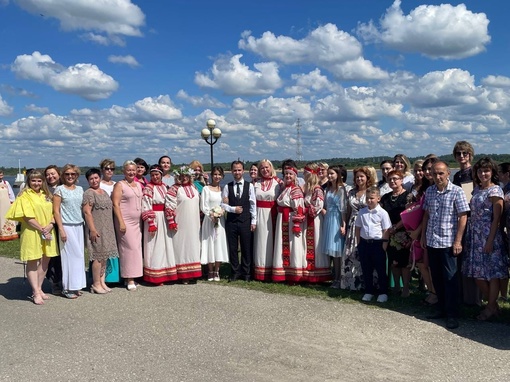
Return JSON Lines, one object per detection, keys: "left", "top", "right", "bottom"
{"left": 55, "top": 185, "right": 84, "bottom": 224}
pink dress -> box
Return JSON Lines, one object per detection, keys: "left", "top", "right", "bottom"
{"left": 115, "top": 180, "right": 143, "bottom": 278}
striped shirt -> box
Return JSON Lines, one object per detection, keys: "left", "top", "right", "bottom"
{"left": 422, "top": 181, "right": 470, "bottom": 248}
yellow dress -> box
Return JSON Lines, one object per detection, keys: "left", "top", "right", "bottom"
{"left": 5, "top": 189, "right": 57, "bottom": 261}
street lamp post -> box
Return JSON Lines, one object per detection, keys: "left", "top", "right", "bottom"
{"left": 200, "top": 119, "right": 222, "bottom": 170}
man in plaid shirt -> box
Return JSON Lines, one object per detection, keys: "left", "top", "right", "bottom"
{"left": 421, "top": 161, "right": 470, "bottom": 329}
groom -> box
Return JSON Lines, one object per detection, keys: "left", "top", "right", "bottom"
{"left": 222, "top": 160, "right": 257, "bottom": 281}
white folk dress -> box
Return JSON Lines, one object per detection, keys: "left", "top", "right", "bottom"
{"left": 272, "top": 185, "right": 306, "bottom": 283}
{"left": 200, "top": 186, "right": 228, "bottom": 264}
{"left": 165, "top": 183, "right": 202, "bottom": 280}
{"left": 253, "top": 177, "right": 282, "bottom": 281}
{"left": 141, "top": 182, "right": 177, "bottom": 284}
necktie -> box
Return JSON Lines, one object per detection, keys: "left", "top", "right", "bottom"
{"left": 236, "top": 182, "right": 241, "bottom": 199}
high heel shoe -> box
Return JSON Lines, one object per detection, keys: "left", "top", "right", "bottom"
{"left": 90, "top": 285, "right": 108, "bottom": 294}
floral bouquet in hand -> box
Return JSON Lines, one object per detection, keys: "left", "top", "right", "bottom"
{"left": 210, "top": 206, "right": 225, "bottom": 228}
{"left": 389, "top": 230, "right": 412, "bottom": 250}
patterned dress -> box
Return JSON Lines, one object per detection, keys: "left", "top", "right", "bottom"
{"left": 463, "top": 185, "right": 509, "bottom": 280}
{"left": 272, "top": 185, "right": 306, "bottom": 282}
{"left": 341, "top": 188, "right": 366, "bottom": 290}
{"left": 83, "top": 188, "right": 119, "bottom": 261}
{"left": 0, "top": 180, "right": 17, "bottom": 241}
{"left": 303, "top": 186, "right": 331, "bottom": 282}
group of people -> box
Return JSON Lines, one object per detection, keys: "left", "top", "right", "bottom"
{"left": 2, "top": 142, "right": 510, "bottom": 329}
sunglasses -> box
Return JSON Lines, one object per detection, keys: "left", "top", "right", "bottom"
{"left": 455, "top": 151, "right": 469, "bottom": 157}
{"left": 103, "top": 167, "right": 115, "bottom": 171}
{"left": 64, "top": 173, "right": 77, "bottom": 177}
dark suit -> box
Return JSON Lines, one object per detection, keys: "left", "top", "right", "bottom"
{"left": 225, "top": 181, "right": 253, "bottom": 279}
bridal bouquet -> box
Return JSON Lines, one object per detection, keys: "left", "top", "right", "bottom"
{"left": 389, "top": 230, "right": 412, "bottom": 250}
{"left": 210, "top": 206, "right": 224, "bottom": 228}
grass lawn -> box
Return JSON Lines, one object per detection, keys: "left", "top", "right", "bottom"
{"left": 1, "top": 238, "right": 508, "bottom": 323}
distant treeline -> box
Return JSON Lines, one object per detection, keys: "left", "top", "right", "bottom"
{"left": 2, "top": 153, "right": 510, "bottom": 175}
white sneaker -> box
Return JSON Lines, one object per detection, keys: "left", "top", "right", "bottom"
{"left": 377, "top": 294, "right": 388, "bottom": 303}
{"left": 362, "top": 293, "right": 374, "bottom": 302}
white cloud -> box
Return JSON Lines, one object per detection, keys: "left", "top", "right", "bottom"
{"left": 108, "top": 55, "right": 140, "bottom": 67}
{"left": 285, "top": 69, "right": 342, "bottom": 95}
{"left": 357, "top": 0, "right": 490, "bottom": 59}
{"left": 11, "top": 51, "right": 118, "bottom": 100}
{"left": 195, "top": 54, "right": 282, "bottom": 96}
{"left": 239, "top": 24, "right": 387, "bottom": 80}
{"left": 176, "top": 90, "right": 227, "bottom": 108}
{"left": 25, "top": 104, "right": 50, "bottom": 114}
{"left": 482, "top": 75, "right": 510, "bottom": 88}
{"left": 15, "top": 0, "right": 145, "bottom": 45}
{"left": 134, "top": 95, "right": 182, "bottom": 120}
{"left": 0, "top": 94, "right": 13, "bottom": 116}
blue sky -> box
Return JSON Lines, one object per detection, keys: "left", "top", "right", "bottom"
{"left": 1, "top": 0, "right": 510, "bottom": 168}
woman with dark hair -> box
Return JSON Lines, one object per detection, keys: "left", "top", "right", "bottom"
{"left": 53, "top": 164, "right": 86, "bottom": 299}
{"left": 99, "top": 159, "right": 116, "bottom": 196}
{"left": 497, "top": 162, "right": 510, "bottom": 301}
{"left": 405, "top": 159, "right": 437, "bottom": 305}
{"left": 83, "top": 168, "right": 119, "bottom": 294}
{"left": 141, "top": 165, "right": 176, "bottom": 284}
{"left": 134, "top": 157, "right": 149, "bottom": 188}
{"left": 378, "top": 160, "right": 393, "bottom": 197}
{"left": 200, "top": 166, "right": 229, "bottom": 281}
{"left": 463, "top": 157, "right": 508, "bottom": 320}
{"left": 342, "top": 166, "right": 375, "bottom": 290}
{"left": 6, "top": 170, "right": 57, "bottom": 305}
{"left": 159, "top": 155, "right": 174, "bottom": 188}
{"left": 249, "top": 163, "right": 259, "bottom": 184}
{"left": 393, "top": 154, "right": 414, "bottom": 191}
{"left": 381, "top": 170, "right": 411, "bottom": 297}
{"left": 322, "top": 165, "right": 347, "bottom": 288}
{"left": 43, "top": 165, "right": 62, "bottom": 295}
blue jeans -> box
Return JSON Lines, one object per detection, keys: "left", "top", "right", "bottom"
{"left": 358, "top": 238, "right": 388, "bottom": 295}
{"left": 427, "top": 246, "right": 459, "bottom": 318}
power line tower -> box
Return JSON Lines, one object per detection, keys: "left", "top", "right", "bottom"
{"left": 296, "top": 118, "right": 303, "bottom": 161}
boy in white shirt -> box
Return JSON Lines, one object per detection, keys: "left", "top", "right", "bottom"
{"left": 355, "top": 186, "right": 392, "bottom": 303}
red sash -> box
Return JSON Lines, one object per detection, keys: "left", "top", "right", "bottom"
{"left": 152, "top": 204, "right": 164, "bottom": 212}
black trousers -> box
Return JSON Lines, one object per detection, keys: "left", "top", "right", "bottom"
{"left": 427, "top": 246, "right": 460, "bottom": 318}
{"left": 226, "top": 220, "right": 252, "bottom": 278}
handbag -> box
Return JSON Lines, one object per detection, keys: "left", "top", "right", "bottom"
{"left": 105, "top": 257, "right": 121, "bottom": 283}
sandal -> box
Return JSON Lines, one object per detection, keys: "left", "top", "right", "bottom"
{"left": 30, "top": 294, "right": 45, "bottom": 305}
{"left": 422, "top": 292, "right": 438, "bottom": 306}
{"left": 62, "top": 290, "right": 78, "bottom": 299}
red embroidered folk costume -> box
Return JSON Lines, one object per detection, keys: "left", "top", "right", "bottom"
{"left": 272, "top": 183, "right": 306, "bottom": 282}
{"left": 254, "top": 176, "right": 283, "bottom": 281}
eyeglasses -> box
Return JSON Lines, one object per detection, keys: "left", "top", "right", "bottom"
{"left": 103, "top": 167, "right": 115, "bottom": 171}
{"left": 455, "top": 151, "right": 469, "bottom": 157}
{"left": 388, "top": 177, "right": 402, "bottom": 182}
{"left": 64, "top": 173, "right": 77, "bottom": 177}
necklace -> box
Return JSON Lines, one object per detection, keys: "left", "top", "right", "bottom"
{"left": 390, "top": 190, "right": 403, "bottom": 202}
{"left": 124, "top": 180, "right": 141, "bottom": 209}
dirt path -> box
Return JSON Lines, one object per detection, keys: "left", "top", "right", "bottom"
{"left": 0, "top": 257, "right": 508, "bottom": 381}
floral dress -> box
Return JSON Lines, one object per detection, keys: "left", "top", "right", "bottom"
{"left": 341, "top": 189, "right": 366, "bottom": 290}
{"left": 463, "top": 185, "right": 509, "bottom": 280}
